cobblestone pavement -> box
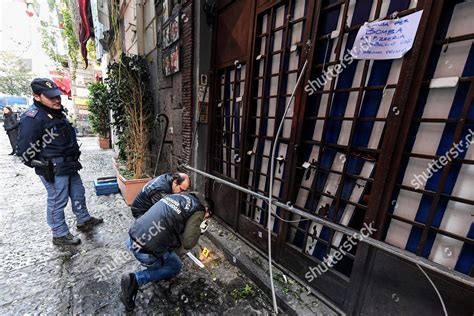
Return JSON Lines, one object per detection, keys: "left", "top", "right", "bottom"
{"left": 0, "top": 130, "right": 273, "bottom": 314}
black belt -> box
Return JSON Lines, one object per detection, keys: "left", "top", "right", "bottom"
{"left": 49, "top": 156, "right": 77, "bottom": 163}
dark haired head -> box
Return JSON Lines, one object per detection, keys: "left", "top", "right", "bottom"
{"left": 171, "top": 172, "right": 190, "bottom": 193}
{"left": 3, "top": 106, "right": 12, "bottom": 115}
{"left": 172, "top": 172, "right": 190, "bottom": 184}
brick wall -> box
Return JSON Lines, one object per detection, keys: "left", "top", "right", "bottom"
{"left": 180, "top": 2, "right": 194, "bottom": 166}
{"left": 149, "top": 0, "right": 194, "bottom": 174}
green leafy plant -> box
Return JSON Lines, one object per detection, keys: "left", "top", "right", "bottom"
{"left": 87, "top": 81, "right": 110, "bottom": 138}
{"left": 108, "top": 0, "right": 122, "bottom": 56}
{"left": 38, "top": 0, "right": 79, "bottom": 78}
{"left": 105, "top": 53, "right": 154, "bottom": 179}
{"left": 0, "top": 52, "right": 32, "bottom": 96}
{"left": 59, "top": 0, "right": 79, "bottom": 79}
{"left": 230, "top": 284, "right": 254, "bottom": 301}
{"left": 87, "top": 38, "right": 97, "bottom": 61}
{"left": 47, "top": 0, "right": 56, "bottom": 10}
{"left": 40, "top": 0, "right": 66, "bottom": 69}
{"left": 241, "top": 284, "right": 253, "bottom": 297}
{"left": 40, "top": 25, "right": 66, "bottom": 68}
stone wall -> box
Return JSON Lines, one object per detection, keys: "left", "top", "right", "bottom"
{"left": 148, "top": 0, "right": 194, "bottom": 175}
{"left": 143, "top": 0, "right": 213, "bottom": 190}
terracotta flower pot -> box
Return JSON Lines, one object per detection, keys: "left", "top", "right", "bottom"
{"left": 113, "top": 158, "right": 150, "bottom": 205}
{"left": 99, "top": 137, "right": 111, "bottom": 149}
{"left": 115, "top": 171, "right": 151, "bottom": 205}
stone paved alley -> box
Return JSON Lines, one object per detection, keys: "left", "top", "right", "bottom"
{"left": 0, "top": 130, "right": 274, "bottom": 314}
{"left": 1, "top": 1, "right": 474, "bottom": 314}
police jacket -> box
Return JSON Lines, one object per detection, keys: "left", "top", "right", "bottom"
{"left": 131, "top": 173, "right": 174, "bottom": 218}
{"left": 3, "top": 112, "right": 19, "bottom": 131}
{"left": 129, "top": 192, "right": 205, "bottom": 258}
{"left": 16, "top": 101, "right": 82, "bottom": 176}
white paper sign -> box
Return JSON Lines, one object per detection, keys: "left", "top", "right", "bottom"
{"left": 351, "top": 10, "right": 423, "bottom": 60}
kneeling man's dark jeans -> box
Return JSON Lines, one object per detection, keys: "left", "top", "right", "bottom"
{"left": 126, "top": 237, "right": 182, "bottom": 287}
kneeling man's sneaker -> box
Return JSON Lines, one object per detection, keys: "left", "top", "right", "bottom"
{"left": 77, "top": 216, "right": 104, "bottom": 231}
{"left": 121, "top": 273, "right": 138, "bottom": 311}
{"left": 53, "top": 233, "right": 81, "bottom": 246}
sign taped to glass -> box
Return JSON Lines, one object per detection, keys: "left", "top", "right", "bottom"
{"left": 351, "top": 10, "right": 423, "bottom": 60}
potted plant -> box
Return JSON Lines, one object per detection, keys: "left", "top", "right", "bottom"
{"left": 87, "top": 81, "right": 111, "bottom": 149}
{"left": 105, "top": 54, "right": 154, "bottom": 205}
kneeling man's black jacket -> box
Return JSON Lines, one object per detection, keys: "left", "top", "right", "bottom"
{"left": 129, "top": 192, "right": 204, "bottom": 258}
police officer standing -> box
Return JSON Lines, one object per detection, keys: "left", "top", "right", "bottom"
{"left": 16, "top": 78, "right": 103, "bottom": 246}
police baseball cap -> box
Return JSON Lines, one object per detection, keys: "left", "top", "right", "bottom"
{"left": 31, "top": 78, "right": 62, "bottom": 98}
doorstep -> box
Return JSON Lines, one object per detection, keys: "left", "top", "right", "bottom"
{"left": 205, "top": 219, "right": 342, "bottom": 316}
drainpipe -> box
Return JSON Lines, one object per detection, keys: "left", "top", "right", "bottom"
{"left": 136, "top": 0, "right": 145, "bottom": 55}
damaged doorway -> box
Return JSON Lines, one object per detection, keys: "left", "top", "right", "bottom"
{"left": 208, "top": 0, "right": 473, "bottom": 313}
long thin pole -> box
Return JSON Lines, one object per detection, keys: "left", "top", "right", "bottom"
{"left": 182, "top": 164, "right": 474, "bottom": 288}
{"left": 266, "top": 58, "right": 310, "bottom": 313}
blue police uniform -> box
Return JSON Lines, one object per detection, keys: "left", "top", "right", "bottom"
{"left": 16, "top": 100, "right": 92, "bottom": 237}
{"left": 130, "top": 173, "right": 175, "bottom": 218}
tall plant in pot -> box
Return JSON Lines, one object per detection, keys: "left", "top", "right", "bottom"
{"left": 105, "top": 54, "right": 154, "bottom": 205}
{"left": 87, "top": 81, "right": 111, "bottom": 149}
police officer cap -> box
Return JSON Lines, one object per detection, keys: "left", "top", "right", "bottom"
{"left": 31, "top": 78, "right": 62, "bottom": 98}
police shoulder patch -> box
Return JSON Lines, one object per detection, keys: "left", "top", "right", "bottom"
{"left": 25, "top": 106, "right": 38, "bottom": 118}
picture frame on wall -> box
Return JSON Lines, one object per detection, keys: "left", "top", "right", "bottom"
{"left": 163, "top": 44, "right": 180, "bottom": 76}
{"left": 162, "top": 14, "right": 179, "bottom": 48}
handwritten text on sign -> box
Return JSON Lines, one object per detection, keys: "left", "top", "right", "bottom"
{"left": 352, "top": 10, "right": 423, "bottom": 60}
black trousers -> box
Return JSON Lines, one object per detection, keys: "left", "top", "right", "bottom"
{"left": 7, "top": 128, "right": 18, "bottom": 152}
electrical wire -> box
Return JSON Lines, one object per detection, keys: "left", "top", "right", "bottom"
{"left": 416, "top": 263, "right": 448, "bottom": 316}
{"left": 263, "top": 200, "right": 311, "bottom": 223}
{"left": 267, "top": 57, "right": 310, "bottom": 314}
{"left": 273, "top": 210, "right": 311, "bottom": 223}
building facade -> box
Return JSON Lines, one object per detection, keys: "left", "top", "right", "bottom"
{"left": 94, "top": 0, "right": 473, "bottom": 314}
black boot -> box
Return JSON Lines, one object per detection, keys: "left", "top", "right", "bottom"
{"left": 52, "top": 233, "right": 81, "bottom": 246}
{"left": 76, "top": 216, "right": 104, "bottom": 231}
{"left": 121, "top": 273, "right": 138, "bottom": 311}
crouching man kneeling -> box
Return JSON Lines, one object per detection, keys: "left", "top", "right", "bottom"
{"left": 121, "top": 192, "right": 212, "bottom": 311}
